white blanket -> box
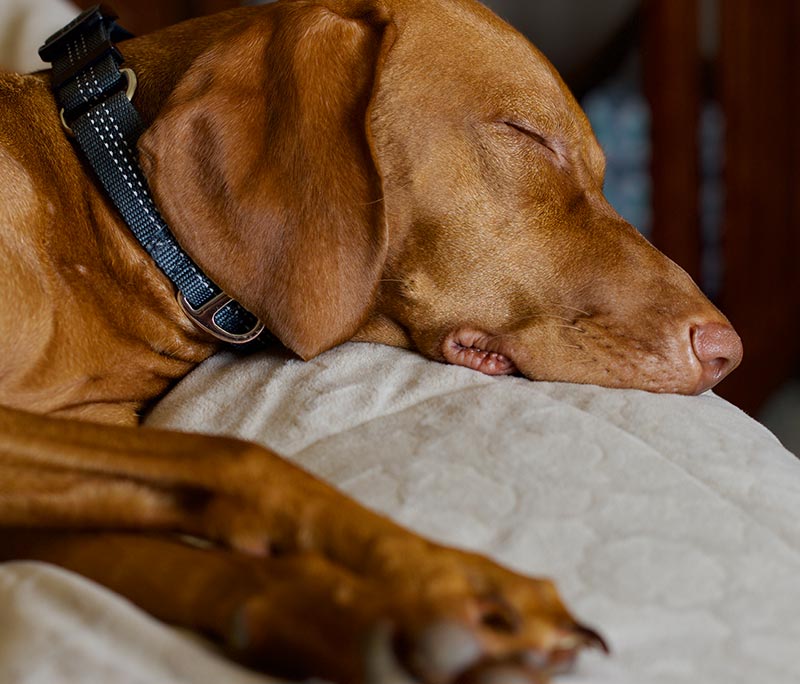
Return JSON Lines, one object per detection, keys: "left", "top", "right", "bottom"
{"left": 2, "top": 342, "right": 800, "bottom": 684}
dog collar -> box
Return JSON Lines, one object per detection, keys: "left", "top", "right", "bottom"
{"left": 39, "top": 5, "right": 266, "bottom": 345}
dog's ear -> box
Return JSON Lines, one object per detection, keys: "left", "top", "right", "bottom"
{"left": 138, "top": 3, "right": 390, "bottom": 359}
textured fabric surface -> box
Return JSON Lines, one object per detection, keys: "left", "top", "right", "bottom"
{"left": 0, "top": 0, "right": 78, "bottom": 73}
{"left": 0, "top": 562, "right": 270, "bottom": 684}
{"left": 2, "top": 342, "right": 799, "bottom": 683}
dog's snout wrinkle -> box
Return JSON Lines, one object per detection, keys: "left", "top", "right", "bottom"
{"left": 690, "top": 322, "right": 743, "bottom": 393}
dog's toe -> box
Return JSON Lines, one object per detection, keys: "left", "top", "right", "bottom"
{"left": 364, "top": 622, "right": 420, "bottom": 684}
{"left": 404, "top": 619, "right": 485, "bottom": 682}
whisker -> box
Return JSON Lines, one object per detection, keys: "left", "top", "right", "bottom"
{"left": 483, "top": 332, "right": 521, "bottom": 343}
{"left": 507, "top": 309, "right": 590, "bottom": 326}
{"left": 527, "top": 300, "right": 592, "bottom": 319}
{"left": 552, "top": 303, "right": 591, "bottom": 317}
{"left": 508, "top": 312, "right": 569, "bottom": 325}
{"left": 540, "top": 314, "right": 575, "bottom": 323}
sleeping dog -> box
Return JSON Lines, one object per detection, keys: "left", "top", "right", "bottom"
{"left": 0, "top": 1, "right": 740, "bottom": 682}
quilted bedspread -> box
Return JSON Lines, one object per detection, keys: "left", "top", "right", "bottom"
{"left": 2, "top": 342, "right": 799, "bottom": 684}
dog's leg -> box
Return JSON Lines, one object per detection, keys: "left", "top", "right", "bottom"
{"left": 0, "top": 406, "right": 605, "bottom": 682}
{"left": 0, "top": 529, "right": 394, "bottom": 682}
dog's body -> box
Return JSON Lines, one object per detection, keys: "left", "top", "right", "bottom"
{"left": 0, "top": 1, "right": 742, "bottom": 682}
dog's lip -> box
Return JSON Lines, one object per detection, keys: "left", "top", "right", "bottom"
{"left": 442, "top": 328, "right": 518, "bottom": 376}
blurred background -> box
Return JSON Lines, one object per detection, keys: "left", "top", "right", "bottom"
{"left": 2, "top": 0, "right": 798, "bottom": 453}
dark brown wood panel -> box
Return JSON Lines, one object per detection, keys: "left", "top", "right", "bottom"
{"left": 793, "top": 0, "right": 800, "bottom": 363}
{"left": 716, "top": 0, "right": 800, "bottom": 413}
{"left": 643, "top": 0, "right": 702, "bottom": 283}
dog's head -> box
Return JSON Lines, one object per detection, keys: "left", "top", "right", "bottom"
{"left": 138, "top": 0, "right": 741, "bottom": 394}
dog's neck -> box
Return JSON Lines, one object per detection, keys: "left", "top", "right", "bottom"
{"left": 7, "top": 15, "right": 276, "bottom": 420}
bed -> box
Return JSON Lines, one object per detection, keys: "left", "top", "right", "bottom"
{"left": 2, "top": 342, "right": 799, "bottom": 684}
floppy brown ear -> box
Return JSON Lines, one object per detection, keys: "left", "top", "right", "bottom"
{"left": 138, "top": 2, "right": 389, "bottom": 359}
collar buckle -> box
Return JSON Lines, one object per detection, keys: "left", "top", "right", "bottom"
{"left": 39, "top": 5, "right": 110, "bottom": 63}
{"left": 178, "top": 292, "right": 266, "bottom": 345}
{"left": 39, "top": 5, "right": 132, "bottom": 87}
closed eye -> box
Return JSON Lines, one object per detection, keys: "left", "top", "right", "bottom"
{"left": 501, "top": 120, "right": 556, "bottom": 155}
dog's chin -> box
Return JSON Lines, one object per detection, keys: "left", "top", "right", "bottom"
{"left": 440, "top": 326, "right": 713, "bottom": 395}
{"left": 441, "top": 328, "right": 518, "bottom": 376}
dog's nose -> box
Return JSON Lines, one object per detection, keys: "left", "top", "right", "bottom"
{"left": 690, "top": 322, "right": 743, "bottom": 393}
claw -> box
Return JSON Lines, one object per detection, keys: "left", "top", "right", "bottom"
{"left": 574, "top": 623, "right": 610, "bottom": 654}
{"left": 522, "top": 622, "right": 609, "bottom": 675}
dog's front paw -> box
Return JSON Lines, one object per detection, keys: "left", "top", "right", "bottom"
{"left": 225, "top": 545, "right": 605, "bottom": 684}
{"left": 195, "top": 448, "right": 606, "bottom": 682}
{"left": 366, "top": 546, "right": 607, "bottom": 684}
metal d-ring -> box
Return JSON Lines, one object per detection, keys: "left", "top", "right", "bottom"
{"left": 60, "top": 67, "right": 138, "bottom": 135}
